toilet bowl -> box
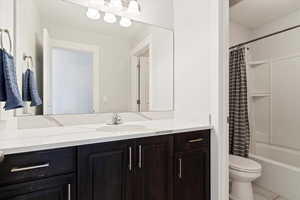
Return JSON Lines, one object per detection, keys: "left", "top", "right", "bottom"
{"left": 229, "top": 155, "right": 262, "bottom": 200}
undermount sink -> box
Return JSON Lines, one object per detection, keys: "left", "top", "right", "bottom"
{"left": 96, "top": 124, "right": 152, "bottom": 132}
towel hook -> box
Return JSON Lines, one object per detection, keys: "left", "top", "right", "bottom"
{"left": 0, "top": 30, "right": 2, "bottom": 50}
{"left": 0, "top": 29, "right": 12, "bottom": 54}
{"left": 23, "top": 55, "right": 33, "bottom": 70}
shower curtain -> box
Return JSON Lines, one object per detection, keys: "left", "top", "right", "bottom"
{"left": 229, "top": 47, "right": 250, "bottom": 158}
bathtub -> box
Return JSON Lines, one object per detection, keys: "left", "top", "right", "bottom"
{"left": 250, "top": 143, "right": 300, "bottom": 200}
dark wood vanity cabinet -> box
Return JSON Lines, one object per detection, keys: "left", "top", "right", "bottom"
{"left": 0, "top": 130, "right": 210, "bottom": 200}
{"left": 134, "top": 136, "right": 173, "bottom": 200}
{"left": 77, "top": 135, "right": 173, "bottom": 200}
{"left": 174, "top": 130, "right": 211, "bottom": 200}
{"left": 0, "top": 174, "right": 76, "bottom": 200}
{"left": 77, "top": 140, "right": 132, "bottom": 200}
{"left": 0, "top": 148, "right": 76, "bottom": 200}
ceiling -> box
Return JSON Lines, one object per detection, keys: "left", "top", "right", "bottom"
{"left": 230, "top": 0, "right": 300, "bottom": 29}
{"left": 34, "top": 0, "right": 148, "bottom": 40}
{"left": 229, "top": 0, "right": 242, "bottom": 7}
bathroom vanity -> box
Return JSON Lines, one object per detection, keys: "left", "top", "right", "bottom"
{"left": 0, "top": 0, "right": 211, "bottom": 199}
{"left": 0, "top": 128, "right": 210, "bottom": 200}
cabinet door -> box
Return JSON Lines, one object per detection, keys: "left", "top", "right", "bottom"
{"left": 174, "top": 149, "right": 210, "bottom": 200}
{"left": 78, "top": 141, "right": 133, "bottom": 200}
{"left": 0, "top": 174, "right": 75, "bottom": 200}
{"left": 135, "top": 136, "right": 173, "bottom": 200}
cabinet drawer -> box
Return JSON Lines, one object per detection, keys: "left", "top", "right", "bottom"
{"left": 0, "top": 174, "right": 76, "bottom": 200}
{"left": 0, "top": 148, "right": 76, "bottom": 186}
{"left": 175, "top": 130, "right": 210, "bottom": 152}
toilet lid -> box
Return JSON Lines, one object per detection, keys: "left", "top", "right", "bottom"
{"left": 229, "top": 155, "right": 262, "bottom": 173}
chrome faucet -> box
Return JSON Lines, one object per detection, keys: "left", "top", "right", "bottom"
{"left": 110, "top": 113, "right": 123, "bottom": 125}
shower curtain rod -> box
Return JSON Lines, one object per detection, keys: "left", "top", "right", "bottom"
{"left": 229, "top": 24, "right": 300, "bottom": 50}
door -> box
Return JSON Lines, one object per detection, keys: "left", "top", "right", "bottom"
{"left": 43, "top": 28, "right": 51, "bottom": 114}
{"left": 51, "top": 48, "right": 93, "bottom": 114}
{"left": 78, "top": 141, "right": 133, "bottom": 200}
{"left": 135, "top": 136, "right": 173, "bottom": 200}
{"left": 43, "top": 37, "right": 100, "bottom": 115}
{"left": 138, "top": 57, "right": 150, "bottom": 112}
{"left": 174, "top": 150, "right": 210, "bottom": 200}
{"left": 0, "top": 174, "right": 75, "bottom": 200}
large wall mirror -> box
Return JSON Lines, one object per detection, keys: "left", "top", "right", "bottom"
{"left": 14, "top": 0, "right": 174, "bottom": 116}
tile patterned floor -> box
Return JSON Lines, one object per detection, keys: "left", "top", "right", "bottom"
{"left": 229, "top": 183, "right": 289, "bottom": 200}
{"left": 253, "top": 184, "right": 288, "bottom": 200}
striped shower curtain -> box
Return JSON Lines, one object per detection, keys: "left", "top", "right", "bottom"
{"left": 229, "top": 47, "right": 250, "bottom": 158}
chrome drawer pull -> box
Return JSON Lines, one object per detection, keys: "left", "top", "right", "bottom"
{"left": 188, "top": 138, "right": 204, "bottom": 143}
{"left": 178, "top": 158, "right": 182, "bottom": 179}
{"left": 68, "top": 184, "right": 71, "bottom": 200}
{"left": 10, "top": 163, "right": 50, "bottom": 173}
{"left": 138, "top": 145, "right": 142, "bottom": 169}
{"left": 128, "top": 147, "right": 132, "bottom": 171}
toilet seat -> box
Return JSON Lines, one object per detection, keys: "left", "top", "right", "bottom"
{"left": 229, "top": 155, "right": 261, "bottom": 173}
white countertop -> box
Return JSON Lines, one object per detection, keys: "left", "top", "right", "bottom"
{"left": 0, "top": 119, "right": 211, "bottom": 155}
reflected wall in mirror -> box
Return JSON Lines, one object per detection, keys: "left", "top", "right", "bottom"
{"left": 15, "top": 0, "right": 174, "bottom": 116}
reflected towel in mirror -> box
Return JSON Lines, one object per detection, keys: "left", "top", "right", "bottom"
{"left": 23, "top": 69, "right": 42, "bottom": 107}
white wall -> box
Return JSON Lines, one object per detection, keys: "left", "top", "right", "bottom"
{"left": 0, "top": 0, "right": 14, "bottom": 50}
{"left": 174, "top": 1, "right": 228, "bottom": 200}
{"left": 229, "top": 21, "right": 251, "bottom": 46}
{"left": 248, "top": 9, "right": 300, "bottom": 151}
{"left": 0, "top": 0, "right": 15, "bottom": 122}
{"left": 133, "top": 0, "right": 173, "bottom": 29}
{"left": 15, "top": 0, "right": 43, "bottom": 115}
{"left": 210, "top": 1, "right": 229, "bottom": 200}
{"left": 173, "top": 0, "right": 210, "bottom": 123}
{"left": 251, "top": 9, "right": 300, "bottom": 39}
{"left": 44, "top": 24, "right": 132, "bottom": 113}
{"left": 150, "top": 28, "right": 174, "bottom": 111}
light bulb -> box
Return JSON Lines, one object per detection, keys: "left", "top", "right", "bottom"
{"left": 104, "top": 13, "right": 117, "bottom": 23}
{"left": 86, "top": 8, "right": 101, "bottom": 20}
{"left": 89, "top": 0, "right": 105, "bottom": 6}
{"left": 127, "top": 0, "right": 140, "bottom": 16}
{"left": 110, "top": 0, "right": 123, "bottom": 11}
{"left": 120, "top": 17, "right": 132, "bottom": 27}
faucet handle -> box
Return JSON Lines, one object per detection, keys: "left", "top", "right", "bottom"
{"left": 112, "top": 113, "right": 122, "bottom": 125}
{"left": 0, "top": 151, "right": 4, "bottom": 163}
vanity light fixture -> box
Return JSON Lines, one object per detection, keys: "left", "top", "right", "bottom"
{"left": 86, "top": 8, "right": 101, "bottom": 20}
{"left": 64, "top": 0, "right": 140, "bottom": 27}
{"left": 104, "top": 13, "right": 117, "bottom": 23}
{"left": 89, "top": 0, "right": 105, "bottom": 6}
{"left": 120, "top": 17, "right": 132, "bottom": 27}
{"left": 109, "top": 0, "right": 123, "bottom": 12}
{"left": 127, "top": 0, "right": 140, "bottom": 16}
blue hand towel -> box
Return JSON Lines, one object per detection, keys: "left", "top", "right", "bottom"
{"left": 23, "top": 69, "right": 42, "bottom": 107}
{"left": 22, "top": 70, "right": 30, "bottom": 101}
{"left": 0, "top": 49, "right": 24, "bottom": 110}
{"left": 0, "top": 49, "right": 6, "bottom": 101}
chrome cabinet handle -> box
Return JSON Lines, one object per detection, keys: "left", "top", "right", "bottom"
{"left": 0, "top": 151, "right": 4, "bottom": 163}
{"left": 129, "top": 147, "right": 132, "bottom": 171}
{"left": 138, "top": 145, "right": 142, "bottom": 169}
{"left": 10, "top": 163, "right": 50, "bottom": 173}
{"left": 178, "top": 158, "right": 182, "bottom": 179}
{"left": 68, "top": 184, "right": 71, "bottom": 200}
{"left": 188, "top": 138, "right": 204, "bottom": 143}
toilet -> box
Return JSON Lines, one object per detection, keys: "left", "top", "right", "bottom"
{"left": 229, "top": 155, "right": 262, "bottom": 200}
